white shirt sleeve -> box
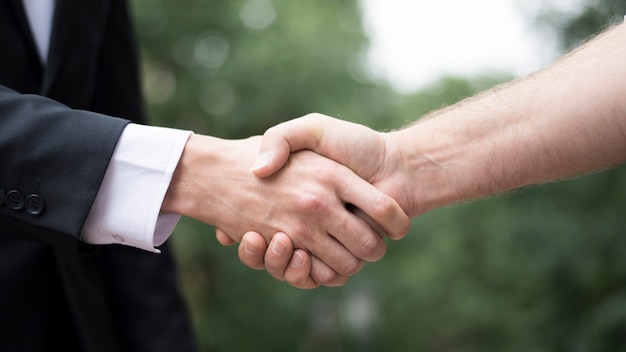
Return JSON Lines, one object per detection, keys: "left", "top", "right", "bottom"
{"left": 81, "top": 123, "right": 192, "bottom": 253}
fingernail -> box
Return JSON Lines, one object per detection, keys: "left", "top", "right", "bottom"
{"left": 251, "top": 152, "right": 271, "bottom": 171}
{"left": 291, "top": 252, "right": 304, "bottom": 268}
{"left": 244, "top": 240, "right": 259, "bottom": 254}
{"left": 272, "top": 237, "right": 287, "bottom": 255}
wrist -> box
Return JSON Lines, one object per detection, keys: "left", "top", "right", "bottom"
{"left": 161, "top": 134, "right": 265, "bottom": 238}
{"left": 162, "top": 134, "right": 219, "bottom": 220}
{"left": 387, "top": 117, "right": 481, "bottom": 217}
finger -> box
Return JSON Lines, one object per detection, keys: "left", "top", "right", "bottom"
{"left": 319, "top": 193, "right": 388, "bottom": 263}
{"left": 284, "top": 167, "right": 383, "bottom": 270}
{"left": 346, "top": 205, "right": 387, "bottom": 238}
{"left": 264, "top": 233, "right": 296, "bottom": 281}
{"left": 301, "top": 224, "right": 366, "bottom": 276}
{"left": 283, "top": 249, "right": 318, "bottom": 289}
{"left": 251, "top": 113, "right": 328, "bottom": 178}
{"left": 309, "top": 255, "right": 349, "bottom": 287}
{"left": 337, "top": 174, "right": 411, "bottom": 241}
{"left": 264, "top": 234, "right": 319, "bottom": 289}
{"left": 215, "top": 228, "right": 237, "bottom": 246}
{"left": 238, "top": 232, "right": 269, "bottom": 270}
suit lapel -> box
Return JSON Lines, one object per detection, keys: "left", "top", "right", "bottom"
{"left": 41, "top": 0, "right": 74, "bottom": 94}
{"left": 43, "top": 0, "right": 112, "bottom": 96}
{"left": 7, "top": 0, "right": 42, "bottom": 68}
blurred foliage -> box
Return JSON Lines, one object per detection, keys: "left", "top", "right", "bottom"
{"left": 535, "top": 0, "right": 626, "bottom": 51}
{"left": 132, "top": 0, "right": 396, "bottom": 137}
{"left": 131, "top": 0, "right": 626, "bottom": 351}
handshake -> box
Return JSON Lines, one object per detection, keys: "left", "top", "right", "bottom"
{"left": 163, "top": 113, "right": 415, "bottom": 289}
{"left": 163, "top": 23, "right": 626, "bottom": 289}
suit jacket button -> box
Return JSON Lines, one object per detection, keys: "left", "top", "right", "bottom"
{"left": 6, "top": 190, "right": 25, "bottom": 211}
{"left": 25, "top": 194, "right": 45, "bottom": 216}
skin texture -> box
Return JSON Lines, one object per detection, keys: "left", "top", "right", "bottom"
{"left": 234, "top": 23, "right": 626, "bottom": 288}
{"left": 161, "top": 134, "right": 409, "bottom": 286}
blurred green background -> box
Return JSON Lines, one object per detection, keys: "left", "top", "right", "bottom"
{"left": 130, "top": 0, "right": 626, "bottom": 351}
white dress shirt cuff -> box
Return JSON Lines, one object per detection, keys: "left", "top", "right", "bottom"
{"left": 82, "top": 124, "right": 192, "bottom": 253}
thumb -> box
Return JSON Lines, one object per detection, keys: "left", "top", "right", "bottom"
{"left": 250, "top": 141, "right": 290, "bottom": 178}
{"left": 251, "top": 114, "right": 325, "bottom": 177}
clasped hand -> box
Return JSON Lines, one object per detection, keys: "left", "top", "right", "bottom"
{"left": 214, "top": 114, "right": 414, "bottom": 288}
{"left": 163, "top": 131, "right": 409, "bottom": 288}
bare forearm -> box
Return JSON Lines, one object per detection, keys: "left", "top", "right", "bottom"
{"left": 393, "top": 24, "right": 626, "bottom": 216}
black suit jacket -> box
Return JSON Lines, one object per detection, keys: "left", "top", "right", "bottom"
{"left": 0, "top": 1, "right": 197, "bottom": 351}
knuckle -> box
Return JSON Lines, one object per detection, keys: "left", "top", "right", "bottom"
{"left": 310, "top": 260, "right": 345, "bottom": 286}
{"left": 337, "top": 257, "right": 364, "bottom": 276}
{"left": 369, "top": 194, "right": 412, "bottom": 240}
{"left": 357, "top": 235, "right": 385, "bottom": 261}
{"left": 296, "top": 191, "right": 329, "bottom": 214}
{"left": 370, "top": 194, "right": 396, "bottom": 218}
{"left": 313, "top": 269, "right": 339, "bottom": 286}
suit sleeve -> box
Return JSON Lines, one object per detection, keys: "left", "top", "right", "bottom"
{"left": 0, "top": 84, "right": 130, "bottom": 253}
